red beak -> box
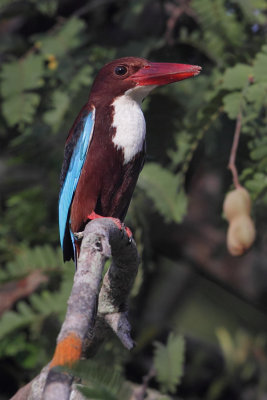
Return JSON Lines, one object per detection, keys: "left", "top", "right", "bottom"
{"left": 130, "top": 61, "right": 202, "bottom": 86}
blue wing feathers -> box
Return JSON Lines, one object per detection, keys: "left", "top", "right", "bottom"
{"left": 58, "top": 108, "right": 95, "bottom": 254}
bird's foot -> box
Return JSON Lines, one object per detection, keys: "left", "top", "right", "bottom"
{"left": 88, "top": 211, "right": 132, "bottom": 241}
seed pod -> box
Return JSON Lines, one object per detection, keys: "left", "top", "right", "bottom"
{"left": 223, "top": 187, "right": 251, "bottom": 221}
{"left": 227, "top": 214, "right": 256, "bottom": 256}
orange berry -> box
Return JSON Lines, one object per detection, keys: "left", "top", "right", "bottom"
{"left": 48, "top": 59, "right": 58, "bottom": 70}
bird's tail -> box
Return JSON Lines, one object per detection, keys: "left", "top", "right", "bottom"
{"left": 70, "top": 231, "right": 81, "bottom": 269}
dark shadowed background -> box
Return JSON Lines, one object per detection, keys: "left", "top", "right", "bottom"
{"left": 0, "top": 0, "right": 267, "bottom": 399}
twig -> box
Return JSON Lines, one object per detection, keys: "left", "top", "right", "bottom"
{"left": 164, "top": 0, "right": 198, "bottom": 45}
{"left": 228, "top": 111, "right": 242, "bottom": 189}
{"left": 11, "top": 218, "right": 140, "bottom": 400}
{"left": 72, "top": 0, "right": 116, "bottom": 17}
{"left": 131, "top": 366, "right": 156, "bottom": 400}
{"left": 0, "top": 271, "right": 48, "bottom": 316}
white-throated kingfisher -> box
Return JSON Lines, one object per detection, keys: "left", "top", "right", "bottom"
{"left": 59, "top": 57, "right": 201, "bottom": 262}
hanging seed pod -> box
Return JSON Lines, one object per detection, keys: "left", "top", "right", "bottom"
{"left": 226, "top": 214, "right": 256, "bottom": 256}
{"left": 223, "top": 187, "right": 256, "bottom": 256}
{"left": 223, "top": 187, "right": 251, "bottom": 221}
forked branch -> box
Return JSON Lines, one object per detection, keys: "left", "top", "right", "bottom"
{"left": 11, "top": 218, "right": 140, "bottom": 400}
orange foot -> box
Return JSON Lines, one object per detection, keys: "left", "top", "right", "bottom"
{"left": 88, "top": 211, "right": 132, "bottom": 240}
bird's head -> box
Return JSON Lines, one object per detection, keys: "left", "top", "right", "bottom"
{"left": 90, "top": 57, "right": 201, "bottom": 103}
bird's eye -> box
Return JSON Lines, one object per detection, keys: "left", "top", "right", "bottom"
{"left": 115, "top": 65, "right": 128, "bottom": 76}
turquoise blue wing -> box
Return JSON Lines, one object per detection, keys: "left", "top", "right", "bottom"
{"left": 59, "top": 108, "right": 95, "bottom": 253}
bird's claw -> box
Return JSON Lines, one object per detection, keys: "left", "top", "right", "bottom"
{"left": 124, "top": 225, "right": 133, "bottom": 244}
{"left": 87, "top": 212, "right": 132, "bottom": 242}
{"left": 120, "top": 223, "right": 133, "bottom": 243}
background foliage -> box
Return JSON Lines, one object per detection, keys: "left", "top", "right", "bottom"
{"left": 0, "top": 0, "right": 267, "bottom": 398}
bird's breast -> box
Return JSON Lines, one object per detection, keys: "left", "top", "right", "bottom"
{"left": 111, "top": 94, "right": 146, "bottom": 164}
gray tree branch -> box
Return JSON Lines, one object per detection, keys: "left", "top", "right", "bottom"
{"left": 11, "top": 218, "right": 140, "bottom": 400}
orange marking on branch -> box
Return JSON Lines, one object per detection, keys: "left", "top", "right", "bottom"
{"left": 50, "top": 332, "right": 82, "bottom": 368}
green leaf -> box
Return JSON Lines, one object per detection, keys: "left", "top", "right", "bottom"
{"left": 250, "top": 145, "right": 267, "bottom": 161}
{"left": 138, "top": 163, "right": 187, "bottom": 223}
{"left": 68, "top": 65, "right": 94, "bottom": 92}
{"left": 223, "top": 91, "right": 241, "bottom": 119}
{"left": 43, "top": 91, "right": 70, "bottom": 129}
{"left": 79, "top": 386, "right": 118, "bottom": 400}
{"left": 233, "top": 0, "right": 267, "bottom": 21}
{"left": 0, "top": 54, "right": 44, "bottom": 126}
{"left": 245, "top": 172, "right": 267, "bottom": 199}
{"left": 5, "top": 186, "right": 48, "bottom": 240}
{"left": 0, "top": 308, "right": 35, "bottom": 339}
{"left": 192, "top": 0, "right": 245, "bottom": 61}
{"left": 70, "top": 360, "right": 131, "bottom": 400}
{"left": 1, "top": 55, "right": 44, "bottom": 98}
{"left": 2, "top": 93, "right": 40, "bottom": 126}
{"left": 0, "top": 244, "right": 65, "bottom": 283}
{"left": 0, "top": 246, "right": 72, "bottom": 341}
{"left": 245, "top": 82, "right": 267, "bottom": 104}
{"left": 221, "top": 64, "right": 252, "bottom": 90}
{"left": 168, "top": 131, "right": 193, "bottom": 168}
{"left": 154, "top": 333, "right": 185, "bottom": 394}
{"left": 253, "top": 50, "right": 267, "bottom": 83}
{"left": 29, "top": 0, "right": 59, "bottom": 16}
{"left": 35, "top": 18, "right": 86, "bottom": 57}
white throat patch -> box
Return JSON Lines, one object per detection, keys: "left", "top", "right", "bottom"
{"left": 111, "top": 85, "right": 156, "bottom": 164}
